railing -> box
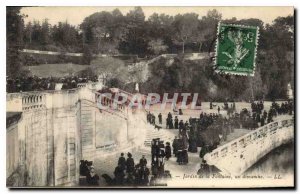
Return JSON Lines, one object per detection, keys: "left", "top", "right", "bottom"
{"left": 205, "top": 117, "right": 294, "bottom": 161}
{"left": 21, "top": 93, "right": 46, "bottom": 111}
{"left": 7, "top": 89, "right": 79, "bottom": 111}
{"left": 81, "top": 98, "right": 128, "bottom": 120}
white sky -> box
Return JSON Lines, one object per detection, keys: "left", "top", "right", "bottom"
{"left": 21, "top": 6, "right": 294, "bottom": 26}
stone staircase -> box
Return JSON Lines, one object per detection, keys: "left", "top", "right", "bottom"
{"left": 143, "top": 125, "right": 177, "bottom": 147}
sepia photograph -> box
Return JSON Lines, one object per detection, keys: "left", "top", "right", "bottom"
{"left": 6, "top": 6, "right": 295, "bottom": 188}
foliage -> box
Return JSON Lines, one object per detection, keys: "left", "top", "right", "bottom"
{"left": 7, "top": 7, "right": 25, "bottom": 76}
{"left": 89, "top": 57, "right": 130, "bottom": 85}
{"left": 8, "top": 7, "right": 294, "bottom": 100}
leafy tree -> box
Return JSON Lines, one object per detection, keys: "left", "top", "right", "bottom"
{"left": 24, "top": 21, "right": 33, "bottom": 44}
{"left": 172, "top": 13, "right": 199, "bottom": 53}
{"left": 82, "top": 44, "right": 93, "bottom": 65}
{"left": 89, "top": 57, "right": 130, "bottom": 85}
{"left": 40, "top": 19, "right": 51, "bottom": 45}
{"left": 118, "top": 7, "right": 150, "bottom": 56}
{"left": 7, "top": 7, "right": 25, "bottom": 76}
{"left": 81, "top": 9, "right": 127, "bottom": 54}
{"left": 198, "top": 9, "right": 222, "bottom": 52}
{"left": 148, "top": 39, "right": 168, "bottom": 55}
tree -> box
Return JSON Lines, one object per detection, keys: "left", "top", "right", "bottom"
{"left": 7, "top": 7, "right": 25, "bottom": 76}
{"left": 40, "top": 19, "right": 51, "bottom": 45}
{"left": 126, "top": 7, "right": 145, "bottom": 25}
{"left": 258, "top": 16, "right": 294, "bottom": 99}
{"left": 198, "top": 9, "right": 222, "bottom": 52}
{"left": 148, "top": 39, "right": 168, "bottom": 55}
{"left": 24, "top": 21, "right": 33, "bottom": 44}
{"left": 82, "top": 44, "right": 93, "bottom": 65}
{"left": 173, "top": 13, "right": 199, "bottom": 53}
{"left": 51, "top": 21, "right": 81, "bottom": 52}
{"left": 118, "top": 7, "right": 150, "bottom": 56}
{"left": 81, "top": 9, "right": 127, "bottom": 54}
{"left": 89, "top": 57, "right": 130, "bottom": 85}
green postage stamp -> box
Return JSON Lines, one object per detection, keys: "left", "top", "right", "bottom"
{"left": 215, "top": 23, "right": 259, "bottom": 76}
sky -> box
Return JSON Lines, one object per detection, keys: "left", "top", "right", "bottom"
{"left": 21, "top": 6, "right": 294, "bottom": 26}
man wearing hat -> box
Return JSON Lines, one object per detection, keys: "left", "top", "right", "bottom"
{"left": 118, "top": 153, "right": 126, "bottom": 171}
{"left": 139, "top": 155, "right": 147, "bottom": 167}
{"left": 126, "top": 152, "right": 135, "bottom": 174}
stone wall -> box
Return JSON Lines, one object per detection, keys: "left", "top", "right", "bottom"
{"left": 6, "top": 87, "right": 147, "bottom": 187}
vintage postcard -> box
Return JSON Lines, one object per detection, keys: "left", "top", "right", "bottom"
{"left": 6, "top": 6, "right": 295, "bottom": 188}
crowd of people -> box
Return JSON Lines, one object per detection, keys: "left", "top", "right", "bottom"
{"left": 147, "top": 112, "right": 157, "bottom": 125}
{"left": 151, "top": 139, "right": 172, "bottom": 178}
{"left": 170, "top": 100, "right": 294, "bottom": 162}
{"left": 166, "top": 112, "right": 189, "bottom": 130}
{"left": 6, "top": 75, "right": 98, "bottom": 93}
{"left": 79, "top": 100, "right": 293, "bottom": 186}
{"left": 110, "top": 153, "right": 150, "bottom": 186}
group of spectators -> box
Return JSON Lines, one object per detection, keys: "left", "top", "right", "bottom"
{"left": 194, "top": 100, "right": 294, "bottom": 159}
{"left": 151, "top": 139, "right": 172, "bottom": 178}
{"left": 110, "top": 153, "right": 150, "bottom": 186}
{"left": 239, "top": 100, "right": 294, "bottom": 130}
{"left": 270, "top": 101, "right": 294, "bottom": 115}
{"left": 6, "top": 75, "right": 98, "bottom": 93}
{"left": 147, "top": 112, "right": 157, "bottom": 125}
{"left": 80, "top": 100, "right": 294, "bottom": 186}
{"left": 166, "top": 112, "right": 189, "bottom": 130}
{"left": 80, "top": 160, "right": 100, "bottom": 186}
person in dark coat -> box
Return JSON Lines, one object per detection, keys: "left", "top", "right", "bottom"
{"left": 114, "top": 164, "right": 125, "bottom": 185}
{"left": 151, "top": 161, "right": 158, "bottom": 178}
{"left": 166, "top": 118, "right": 169, "bottom": 129}
{"left": 157, "top": 154, "right": 165, "bottom": 177}
{"left": 151, "top": 139, "right": 159, "bottom": 164}
{"left": 86, "top": 166, "right": 100, "bottom": 186}
{"left": 167, "top": 112, "right": 172, "bottom": 119}
{"left": 260, "top": 117, "right": 265, "bottom": 127}
{"left": 174, "top": 116, "right": 179, "bottom": 129}
{"left": 126, "top": 152, "right": 135, "bottom": 174}
{"left": 172, "top": 137, "right": 179, "bottom": 157}
{"left": 179, "top": 120, "right": 184, "bottom": 132}
{"left": 165, "top": 142, "right": 172, "bottom": 160}
{"left": 184, "top": 121, "right": 189, "bottom": 130}
{"left": 169, "top": 118, "right": 174, "bottom": 129}
{"left": 182, "top": 150, "right": 189, "bottom": 164}
{"left": 118, "top": 153, "right": 126, "bottom": 171}
{"left": 139, "top": 155, "right": 148, "bottom": 167}
{"left": 139, "top": 166, "right": 150, "bottom": 185}
{"left": 152, "top": 114, "right": 156, "bottom": 125}
{"left": 158, "top": 113, "right": 162, "bottom": 124}
{"left": 188, "top": 135, "right": 198, "bottom": 153}
{"left": 179, "top": 109, "right": 183, "bottom": 115}
{"left": 80, "top": 160, "right": 89, "bottom": 176}
{"left": 177, "top": 138, "right": 184, "bottom": 165}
